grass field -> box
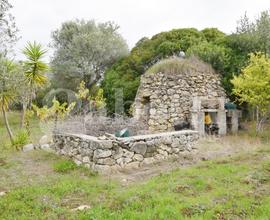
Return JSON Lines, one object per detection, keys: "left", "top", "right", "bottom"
{"left": 0, "top": 112, "right": 270, "bottom": 219}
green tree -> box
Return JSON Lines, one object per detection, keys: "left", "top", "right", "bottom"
{"left": 102, "top": 28, "right": 206, "bottom": 114}
{"left": 0, "top": 57, "right": 19, "bottom": 142}
{"left": 231, "top": 53, "right": 270, "bottom": 132}
{"left": 0, "top": 0, "right": 18, "bottom": 143}
{"left": 50, "top": 20, "right": 129, "bottom": 91}
{"left": 187, "top": 41, "right": 230, "bottom": 74}
{"left": 21, "top": 42, "right": 49, "bottom": 128}
{"left": 0, "top": 0, "right": 19, "bottom": 55}
{"left": 255, "top": 10, "right": 270, "bottom": 55}
{"left": 229, "top": 10, "right": 270, "bottom": 58}
{"left": 201, "top": 28, "right": 226, "bottom": 43}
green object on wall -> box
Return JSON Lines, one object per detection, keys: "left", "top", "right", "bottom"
{"left": 115, "top": 128, "right": 129, "bottom": 138}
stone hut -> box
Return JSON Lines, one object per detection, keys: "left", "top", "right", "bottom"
{"left": 133, "top": 57, "right": 239, "bottom": 135}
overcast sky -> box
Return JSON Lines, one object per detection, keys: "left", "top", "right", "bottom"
{"left": 9, "top": 0, "right": 270, "bottom": 61}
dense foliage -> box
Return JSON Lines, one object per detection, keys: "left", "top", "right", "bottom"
{"left": 50, "top": 20, "right": 129, "bottom": 91}
{"left": 103, "top": 11, "right": 270, "bottom": 114}
{"left": 231, "top": 53, "right": 270, "bottom": 132}
{"left": 102, "top": 28, "right": 229, "bottom": 114}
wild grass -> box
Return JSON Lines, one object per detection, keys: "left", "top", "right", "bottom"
{"left": 1, "top": 112, "right": 270, "bottom": 219}
{"left": 0, "top": 143, "right": 269, "bottom": 219}
{"left": 53, "top": 159, "right": 77, "bottom": 173}
{"left": 146, "top": 56, "right": 212, "bottom": 75}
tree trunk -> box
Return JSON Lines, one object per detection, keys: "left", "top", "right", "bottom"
{"left": 20, "top": 103, "right": 27, "bottom": 128}
{"left": 255, "top": 107, "right": 268, "bottom": 133}
{"left": 2, "top": 106, "right": 14, "bottom": 143}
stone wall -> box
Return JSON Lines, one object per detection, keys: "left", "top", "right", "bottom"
{"left": 52, "top": 130, "right": 199, "bottom": 172}
{"left": 134, "top": 57, "right": 226, "bottom": 132}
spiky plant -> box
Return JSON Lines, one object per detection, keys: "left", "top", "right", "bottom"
{"left": 23, "top": 41, "right": 49, "bottom": 88}
{"left": 22, "top": 42, "right": 49, "bottom": 129}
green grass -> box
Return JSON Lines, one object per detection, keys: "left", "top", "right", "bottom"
{"left": 53, "top": 159, "right": 78, "bottom": 173}
{"left": 1, "top": 112, "right": 270, "bottom": 219}
{"left": 0, "top": 147, "right": 270, "bottom": 219}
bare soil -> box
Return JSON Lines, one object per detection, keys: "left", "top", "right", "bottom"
{"left": 0, "top": 135, "right": 263, "bottom": 190}
{"left": 108, "top": 135, "right": 263, "bottom": 185}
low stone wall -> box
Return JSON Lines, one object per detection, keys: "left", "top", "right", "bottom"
{"left": 52, "top": 130, "right": 199, "bottom": 172}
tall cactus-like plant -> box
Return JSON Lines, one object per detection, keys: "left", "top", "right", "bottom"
{"left": 21, "top": 42, "right": 49, "bottom": 129}
{"left": 23, "top": 42, "right": 49, "bottom": 87}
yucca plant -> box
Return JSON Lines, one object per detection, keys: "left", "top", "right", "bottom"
{"left": 23, "top": 41, "right": 49, "bottom": 87}
{"left": 21, "top": 42, "right": 49, "bottom": 129}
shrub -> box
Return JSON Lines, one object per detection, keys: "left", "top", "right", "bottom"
{"left": 12, "top": 129, "right": 29, "bottom": 150}
{"left": 53, "top": 159, "right": 77, "bottom": 173}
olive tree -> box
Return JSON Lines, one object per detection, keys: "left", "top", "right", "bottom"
{"left": 50, "top": 20, "right": 129, "bottom": 91}
{"left": 235, "top": 10, "right": 270, "bottom": 55}
{"left": 0, "top": 57, "right": 20, "bottom": 142}
{"left": 0, "top": 0, "right": 18, "bottom": 55}
{"left": 0, "top": 0, "right": 19, "bottom": 143}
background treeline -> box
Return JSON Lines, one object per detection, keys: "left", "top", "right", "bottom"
{"left": 101, "top": 11, "right": 270, "bottom": 114}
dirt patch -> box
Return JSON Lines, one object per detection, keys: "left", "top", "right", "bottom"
{"left": 107, "top": 135, "right": 263, "bottom": 185}
{"left": 0, "top": 158, "right": 7, "bottom": 166}
{"left": 0, "top": 150, "right": 57, "bottom": 190}
{"left": 0, "top": 135, "right": 265, "bottom": 189}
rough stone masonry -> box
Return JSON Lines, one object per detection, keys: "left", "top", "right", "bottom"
{"left": 134, "top": 57, "right": 226, "bottom": 132}
{"left": 52, "top": 130, "right": 199, "bottom": 172}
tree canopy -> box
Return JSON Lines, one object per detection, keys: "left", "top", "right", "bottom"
{"left": 50, "top": 20, "right": 129, "bottom": 91}
{"left": 231, "top": 53, "right": 270, "bottom": 131}
{"left": 102, "top": 28, "right": 227, "bottom": 114}
{"left": 0, "top": 0, "right": 19, "bottom": 55}
{"left": 102, "top": 11, "right": 270, "bottom": 114}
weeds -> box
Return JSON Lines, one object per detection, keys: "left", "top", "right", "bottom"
{"left": 12, "top": 129, "right": 29, "bottom": 150}
{"left": 53, "top": 159, "right": 77, "bottom": 173}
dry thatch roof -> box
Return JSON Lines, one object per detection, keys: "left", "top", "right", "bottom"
{"left": 146, "top": 56, "right": 216, "bottom": 75}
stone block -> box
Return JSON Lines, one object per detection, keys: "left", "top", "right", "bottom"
{"left": 130, "top": 142, "right": 147, "bottom": 155}
{"left": 100, "top": 141, "right": 113, "bottom": 149}
{"left": 82, "top": 156, "right": 90, "bottom": 163}
{"left": 113, "top": 147, "right": 123, "bottom": 159}
{"left": 133, "top": 154, "right": 144, "bottom": 162}
{"left": 157, "top": 149, "right": 168, "bottom": 157}
{"left": 123, "top": 149, "right": 135, "bottom": 158}
{"left": 159, "top": 144, "right": 172, "bottom": 153}
{"left": 93, "top": 149, "right": 112, "bottom": 159}
{"left": 96, "top": 158, "right": 116, "bottom": 166}
{"left": 116, "top": 157, "right": 132, "bottom": 167}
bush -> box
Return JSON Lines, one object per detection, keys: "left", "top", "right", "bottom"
{"left": 53, "top": 159, "right": 77, "bottom": 173}
{"left": 12, "top": 130, "right": 29, "bottom": 150}
{"left": 102, "top": 28, "right": 207, "bottom": 114}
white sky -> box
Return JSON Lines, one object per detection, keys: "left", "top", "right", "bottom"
{"left": 9, "top": 0, "right": 270, "bottom": 61}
